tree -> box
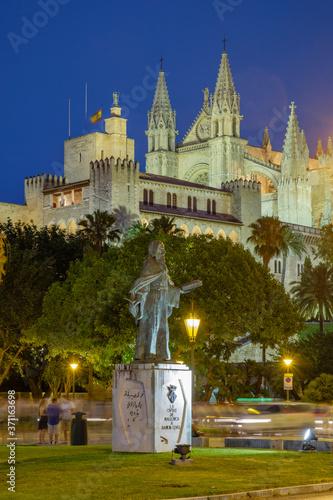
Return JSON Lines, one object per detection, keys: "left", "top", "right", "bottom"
{"left": 151, "top": 215, "right": 184, "bottom": 235}
{"left": 281, "top": 226, "right": 306, "bottom": 286}
{"left": 314, "top": 224, "right": 333, "bottom": 267}
{"left": 78, "top": 210, "right": 120, "bottom": 255}
{"left": 247, "top": 216, "right": 289, "bottom": 268}
{"left": 302, "top": 373, "right": 333, "bottom": 404}
{"left": 0, "top": 220, "right": 83, "bottom": 395}
{"left": 247, "top": 216, "right": 305, "bottom": 365}
{"left": 29, "top": 232, "right": 302, "bottom": 401}
{"left": 291, "top": 263, "right": 333, "bottom": 334}
{"left": 112, "top": 206, "right": 139, "bottom": 241}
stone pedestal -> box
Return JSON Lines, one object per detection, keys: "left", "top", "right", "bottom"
{"left": 112, "top": 362, "right": 192, "bottom": 453}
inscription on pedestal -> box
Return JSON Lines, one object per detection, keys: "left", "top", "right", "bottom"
{"left": 158, "top": 379, "right": 187, "bottom": 446}
{"left": 119, "top": 379, "right": 148, "bottom": 446}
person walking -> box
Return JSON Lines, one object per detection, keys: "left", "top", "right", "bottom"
{"left": 37, "top": 400, "right": 48, "bottom": 445}
{"left": 46, "top": 398, "right": 61, "bottom": 445}
{"left": 60, "top": 396, "right": 74, "bottom": 444}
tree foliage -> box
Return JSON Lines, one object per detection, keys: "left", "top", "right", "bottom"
{"left": 78, "top": 210, "right": 120, "bottom": 255}
{"left": 0, "top": 220, "right": 83, "bottom": 392}
{"left": 291, "top": 263, "right": 333, "bottom": 333}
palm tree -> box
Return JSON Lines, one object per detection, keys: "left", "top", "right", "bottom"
{"left": 281, "top": 227, "right": 306, "bottom": 286}
{"left": 125, "top": 220, "right": 152, "bottom": 239}
{"left": 247, "top": 216, "right": 305, "bottom": 368}
{"left": 247, "top": 216, "right": 289, "bottom": 268}
{"left": 78, "top": 210, "right": 120, "bottom": 256}
{"left": 112, "top": 206, "right": 139, "bottom": 242}
{"left": 291, "top": 263, "right": 333, "bottom": 334}
{"left": 151, "top": 215, "right": 184, "bottom": 235}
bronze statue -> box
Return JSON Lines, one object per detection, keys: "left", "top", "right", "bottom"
{"left": 128, "top": 240, "right": 201, "bottom": 361}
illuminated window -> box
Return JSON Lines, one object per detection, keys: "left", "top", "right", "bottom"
{"left": 52, "top": 193, "right": 61, "bottom": 208}
{"left": 73, "top": 189, "right": 82, "bottom": 204}
{"left": 63, "top": 191, "right": 72, "bottom": 206}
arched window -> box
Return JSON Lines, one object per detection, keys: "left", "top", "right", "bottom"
{"left": 172, "top": 193, "right": 177, "bottom": 208}
{"left": 212, "top": 200, "right": 216, "bottom": 215}
{"left": 149, "top": 190, "right": 154, "bottom": 206}
{"left": 188, "top": 196, "right": 192, "bottom": 211}
{"left": 167, "top": 192, "right": 171, "bottom": 208}
{"left": 207, "top": 199, "right": 211, "bottom": 214}
{"left": 143, "top": 189, "right": 148, "bottom": 205}
{"left": 274, "top": 259, "right": 282, "bottom": 274}
{"left": 193, "top": 197, "right": 197, "bottom": 212}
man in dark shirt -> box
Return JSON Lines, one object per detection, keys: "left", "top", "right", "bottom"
{"left": 46, "top": 398, "right": 61, "bottom": 445}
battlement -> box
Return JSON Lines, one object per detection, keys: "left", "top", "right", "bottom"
{"left": 25, "top": 173, "right": 46, "bottom": 189}
{"left": 89, "top": 156, "right": 139, "bottom": 171}
{"left": 45, "top": 174, "right": 69, "bottom": 190}
{"left": 221, "top": 178, "right": 261, "bottom": 192}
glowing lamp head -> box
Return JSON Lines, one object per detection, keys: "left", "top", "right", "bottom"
{"left": 70, "top": 363, "right": 78, "bottom": 370}
{"left": 185, "top": 318, "right": 200, "bottom": 343}
{"left": 283, "top": 359, "right": 292, "bottom": 366}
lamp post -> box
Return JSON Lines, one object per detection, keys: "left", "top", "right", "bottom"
{"left": 283, "top": 359, "right": 292, "bottom": 402}
{"left": 70, "top": 363, "right": 78, "bottom": 400}
{"left": 184, "top": 301, "right": 200, "bottom": 401}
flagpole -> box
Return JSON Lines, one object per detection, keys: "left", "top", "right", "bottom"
{"left": 68, "top": 98, "right": 71, "bottom": 139}
{"left": 101, "top": 104, "right": 103, "bottom": 133}
{"left": 85, "top": 82, "right": 87, "bottom": 135}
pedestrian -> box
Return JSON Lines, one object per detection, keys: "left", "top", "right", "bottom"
{"left": 38, "top": 400, "right": 48, "bottom": 445}
{"left": 60, "top": 396, "right": 74, "bottom": 444}
{"left": 46, "top": 397, "right": 61, "bottom": 445}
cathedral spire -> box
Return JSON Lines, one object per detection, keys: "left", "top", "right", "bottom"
{"left": 211, "top": 47, "right": 242, "bottom": 138}
{"left": 281, "top": 102, "right": 309, "bottom": 178}
{"left": 146, "top": 66, "right": 178, "bottom": 153}
{"left": 315, "top": 138, "right": 323, "bottom": 159}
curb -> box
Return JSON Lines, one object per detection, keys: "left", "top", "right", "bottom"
{"left": 165, "top": 482, "right": 333, "bottom": 500}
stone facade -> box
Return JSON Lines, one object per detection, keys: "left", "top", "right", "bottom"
{"left": 2, "top": 46, "right": 327, "bottom": 290}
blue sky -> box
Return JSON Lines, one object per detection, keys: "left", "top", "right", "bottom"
{"left": 1, "top": 0, "right": 333, "bottom": 204}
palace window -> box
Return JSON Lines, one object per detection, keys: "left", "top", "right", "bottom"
{"left": 187, "top": 196, "right": 192, "bottom": 211}
{"left": 149, "top": 190, "right": 154, "bottom": 206}
{"left": 167, "top": 193, "right": 171, "bottom": 208}
{"left": 193, "top": 197, "right": 197, "bottom": 212}
{"left": 274, "top": 259, "right": 282, "bottom": 274}
{"left": 297, "top": 262, "right": 304, "bottom": 276}
{"left": 207, "top": 199, "right": 211, "bottom": 214}
{"left": 63, "top": 191, "right": 72, "bottom": 206}
{"left": 172, "top": 193, "right": 177, "bottom": 209}
{"left": 73, "top": 189, "right": 82, "bottom": 204}
{"left": 212, "top": 200, "right": 216, "bottom": 215}
{"left": 143, "top": 189, "right": 148, "bottom": 205}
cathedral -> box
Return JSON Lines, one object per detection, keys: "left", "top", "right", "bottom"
{"left": 1, "top": 44, "right": 328, "bottom": 289}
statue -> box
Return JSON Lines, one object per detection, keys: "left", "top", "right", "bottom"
{"left": 113, "top": 92, "right": 119, "bottom": 107}
{"left": 128, "top": 240, "right": 202, "bottom": 362}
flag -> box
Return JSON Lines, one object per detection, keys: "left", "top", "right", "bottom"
{"left": 90, "top": 108, "right": 102, "bottom": 124}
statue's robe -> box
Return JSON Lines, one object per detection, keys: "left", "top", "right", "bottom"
{"left": 129, "top": 255, "right": 180, "bottom": 361}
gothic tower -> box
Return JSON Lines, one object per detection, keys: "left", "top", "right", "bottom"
{"left": 209, "top": 45, "right": 247, "bottom": 188}
{"left": 145, "top": 62, "right": 178, "bottom": 177}
{"left": 278, "top": 102, "right": 312, "bottom": 226}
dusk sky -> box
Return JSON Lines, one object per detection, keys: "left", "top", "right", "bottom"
{"left": 1, "top": 0, "right": 333, "bottom": 204}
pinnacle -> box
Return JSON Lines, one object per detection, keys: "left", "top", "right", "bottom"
{"left": 315, "top": 138, "right": 323, "bottom": 159}
{"left": 326, "top": 136, "right": 333, "bottom": 156}
{"left": 213, "top": 50, "right": 236, "bottom": 111}
{"left": 149, "top": 69, "right": 174, "bottom": 129}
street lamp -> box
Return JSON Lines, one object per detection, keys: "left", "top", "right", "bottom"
{"left": 70, "top": 363, "right": 78, "bottom": 400}
{"left": 184, "top": 301, "right": 200, "bottom": 400}
{"left": 283, "top": 359, "right": 293, "bottom": 402}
